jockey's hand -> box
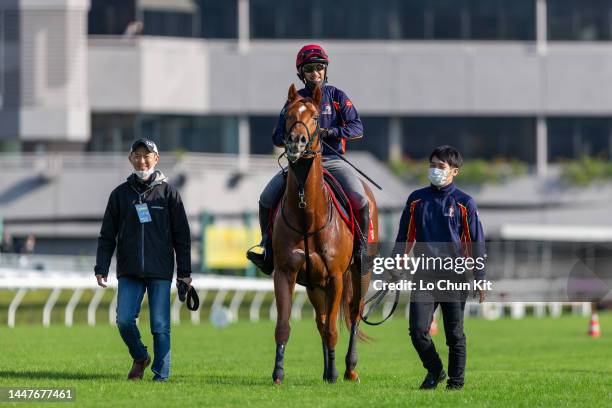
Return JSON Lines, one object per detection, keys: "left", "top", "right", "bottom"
{"left": 319, "top": 128, "right": 334, "bottom": 139}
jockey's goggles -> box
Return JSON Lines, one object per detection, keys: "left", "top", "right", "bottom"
{"left": 302, "top": 63, "right": 327, "bottom": 73}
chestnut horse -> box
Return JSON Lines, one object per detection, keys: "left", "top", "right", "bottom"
{"left": 271, "top": 84, "right": 379, "bottom": 384}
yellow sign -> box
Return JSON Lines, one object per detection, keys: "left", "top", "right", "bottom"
{"left": 204, "top": 226, "right": 260, "bottom": 269}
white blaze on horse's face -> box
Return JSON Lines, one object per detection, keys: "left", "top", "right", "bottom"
{"left": 285, "top": 104, "right": 315, "bottom": 163}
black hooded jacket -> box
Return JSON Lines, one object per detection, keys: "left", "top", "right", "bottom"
{"left": 94, "top": 171, "right": 191, "bottom": 280}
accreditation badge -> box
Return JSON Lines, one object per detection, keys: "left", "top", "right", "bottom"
{"left": 135, "top": 203, "right": 152, "bottom": 223}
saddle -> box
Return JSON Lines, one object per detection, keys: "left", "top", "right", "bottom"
{"left": 270, "top": 169, "right": 356, "bottom": 237}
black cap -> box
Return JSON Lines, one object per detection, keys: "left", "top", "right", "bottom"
{"left": 130, "top": 138, "right": 159, "bottom": 154}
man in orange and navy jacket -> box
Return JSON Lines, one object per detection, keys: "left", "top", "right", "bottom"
{"left": 394, "top": 145, "right": 486, "bottom": 391}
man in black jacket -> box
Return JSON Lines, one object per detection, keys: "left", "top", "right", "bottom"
{"left": 95, "top": 138, "right": 192, "bottom": 382}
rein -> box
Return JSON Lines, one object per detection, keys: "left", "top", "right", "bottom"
{"left": 361, "top": 288, "right": 400, "bottom": 326}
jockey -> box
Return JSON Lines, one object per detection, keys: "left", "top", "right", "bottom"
{"left": 247, "top": 44, "right": 370, "bottom": 275}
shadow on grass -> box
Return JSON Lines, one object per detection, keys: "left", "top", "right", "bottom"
{"left": 193, "top": 373, "right": 323, "bottom": 387}
{"left": 0, "top": 370, "right": 118, "bottom": 381}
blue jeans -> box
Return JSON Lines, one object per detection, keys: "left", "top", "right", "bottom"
{"left": 116, "top": 276, "right": 171, "bottom": 381}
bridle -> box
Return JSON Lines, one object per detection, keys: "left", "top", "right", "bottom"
{"left": 283, "top": 100, "right": 321, "bottom": 163}
{"left": 279, "top": 98, "right": 331, "bottom": 290}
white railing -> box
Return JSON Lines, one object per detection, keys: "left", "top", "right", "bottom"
{"left": 0, "top": 267, "right": 592, "bottom": 327}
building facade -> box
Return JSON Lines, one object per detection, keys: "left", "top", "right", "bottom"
{"left": 1, "top": 0, "right": 612, "bottom": 174}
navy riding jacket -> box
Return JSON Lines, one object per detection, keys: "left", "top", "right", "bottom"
{"left": 272, "top": 84, "right": 363, "bottom": 156}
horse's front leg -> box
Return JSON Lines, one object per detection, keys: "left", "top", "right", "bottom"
{"left": 272, "top": 269, "right": 296, "bottom": 385}
{"left": 307, "top": 287, "right": 328, "bottom": 380}
{"left": 323, "top": 273, "right": 343, "bottom": 383}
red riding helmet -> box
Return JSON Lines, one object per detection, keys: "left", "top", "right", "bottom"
{"left": 295, "top": 44, "right": 329, "bottom": 70}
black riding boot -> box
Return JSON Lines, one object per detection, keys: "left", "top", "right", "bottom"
{"left": 356, "top": 205, "right": 375, "bottom": 276}
{"left": 246, "top": 203, "right": 274, "bottom": 275}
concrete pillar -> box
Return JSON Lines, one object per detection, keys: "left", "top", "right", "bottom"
{"left": 389, "top": 117, "right": 402, "bottom": 162}
{"left": 536, "top": 0, "right": 547, "bottom": 55}
{"left": 536, "top": 116, "right": 548, "bottom": 177}
{"left": 238, "top": 115, "right": 250, "bottom": 172}
{"left": 238, "top": 0, "right": 249, "bottom": 54}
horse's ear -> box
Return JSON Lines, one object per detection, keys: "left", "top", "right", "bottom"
{"left": 287, "top": 84, "right": 298, "bottom": 103}
{"left": 312, "top": 86, "right": 322, "bottom": 107}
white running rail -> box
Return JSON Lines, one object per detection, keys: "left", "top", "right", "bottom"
{"left": 0, "top": 268, "right": 591, "bottom": 327}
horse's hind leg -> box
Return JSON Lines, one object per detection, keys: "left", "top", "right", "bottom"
{"left": 323, "top": 273, "right": 343, "bottom": 383}
{"left": 344, "top": 265, "right": 369, "bottom": 382}
{"left": 272, "top": 270, "right": 296, "bottom": 385}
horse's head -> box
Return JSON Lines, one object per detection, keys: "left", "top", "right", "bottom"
{"left": 284, "top": 84, "right": 322, "bottom": 163}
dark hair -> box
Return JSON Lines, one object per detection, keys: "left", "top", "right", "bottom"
{"left": 429, "top": 145, "right": 463, "bottom": 168}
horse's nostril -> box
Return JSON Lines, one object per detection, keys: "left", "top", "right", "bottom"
{"left": 300, "top": 136, "right": 307, "bottom": 144}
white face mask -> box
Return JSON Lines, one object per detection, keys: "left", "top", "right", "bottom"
{"left": 428, "top": 168, "right": 450, "bottom": 187}
{"left": 134, "top": 167, "right": 155, "bottom": 179}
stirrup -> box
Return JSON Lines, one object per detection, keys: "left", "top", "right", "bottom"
{"left": 246, "top": 245, "right": 274, "bottom": 275}
{"left": 247, "top": 245, "right": 266, "bottom": 256}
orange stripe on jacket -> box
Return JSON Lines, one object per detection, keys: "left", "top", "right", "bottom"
{"left": 458, "top": 203, "right": 472, "bottom": 257}
{"left": 332, "top": 101, "right": 347, "bottom": 152}
{"left": 405, "top": 199, "right": 421, "bottom": 253}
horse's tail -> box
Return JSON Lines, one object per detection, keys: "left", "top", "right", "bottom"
{"left": 341, "top": 266, "right": 371, "bottom": 343}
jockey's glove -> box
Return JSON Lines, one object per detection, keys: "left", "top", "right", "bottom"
{"left": 319, "top": 128, "right": 337, "bottom": 139}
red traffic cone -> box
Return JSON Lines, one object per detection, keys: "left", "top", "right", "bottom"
{"left": 429, "top": 315, "right": 438, "bottom": 336}
{"left": 588, "top": 313, "right": 601, "bottom": 337}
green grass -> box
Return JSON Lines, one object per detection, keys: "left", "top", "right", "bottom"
{"left": 0, "top": 314, "right": 611, "bottom": 407}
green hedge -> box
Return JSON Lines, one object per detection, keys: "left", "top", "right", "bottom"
{"left": 561, "top": 156, "right": 612, "bottom": 186}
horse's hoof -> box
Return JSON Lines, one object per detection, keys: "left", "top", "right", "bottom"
{"left": 324, "top": 371, "right": 339, "bottom": 384}
{"left": 344, "top": 371, "right": 360, "bottom": 383}
{"left": 272, "top": 369, "right": 284, "bottom": 385}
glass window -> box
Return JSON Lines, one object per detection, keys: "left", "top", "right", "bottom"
{"left": 398, "top": 0, "right": 427, "bottom": 39}
{"left": 349, "top": 117, "right": 390, "bottom": 161}
{"left": 548, "top": 0, "right": 612, "bottom": 41}
{"left": 200, "top": 0, "right": 237, "bottom": 38}
{"left": 250, "top": 0, "right": 276, "bottom": 38}
{"left": 89, "top": 114, "right": 239, "bottom": 154}
{"left": 89, "top": 114, "right": 137, "bottom": 152}
{"left": 548, "top": 118, "right": 612, "bottom": 161}
{"left": 428, "top": 0, "right": 464, "bottom": 39}
{"left": 319, "top": 0, "right": 392, "bottom": 39}
{"left": 143, "top": 11, "right": 195, "bottom": 37}
{"left": 249, "top": 0, "right": 535, "bottom": 40}
{"left": 470, "top": 0, "right": 534, "bottom": 40}
{"left": 401, "top": 117, "right": 536, "bottom": 163}
{"left": 88, "top": 0, "right": 136, "bottom": 35}
{"left": 249, "top": 116, "right": 278, "bottom": 155}
{"left": 250, "top": 1, "right": 313, "bottom": 38}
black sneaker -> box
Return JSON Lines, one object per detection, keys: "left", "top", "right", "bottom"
{"left": 419, "top": 369, "right": 447, "bottom": 390}
{"left": 446, "top": 382, "right": 464, "bottom": 390}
